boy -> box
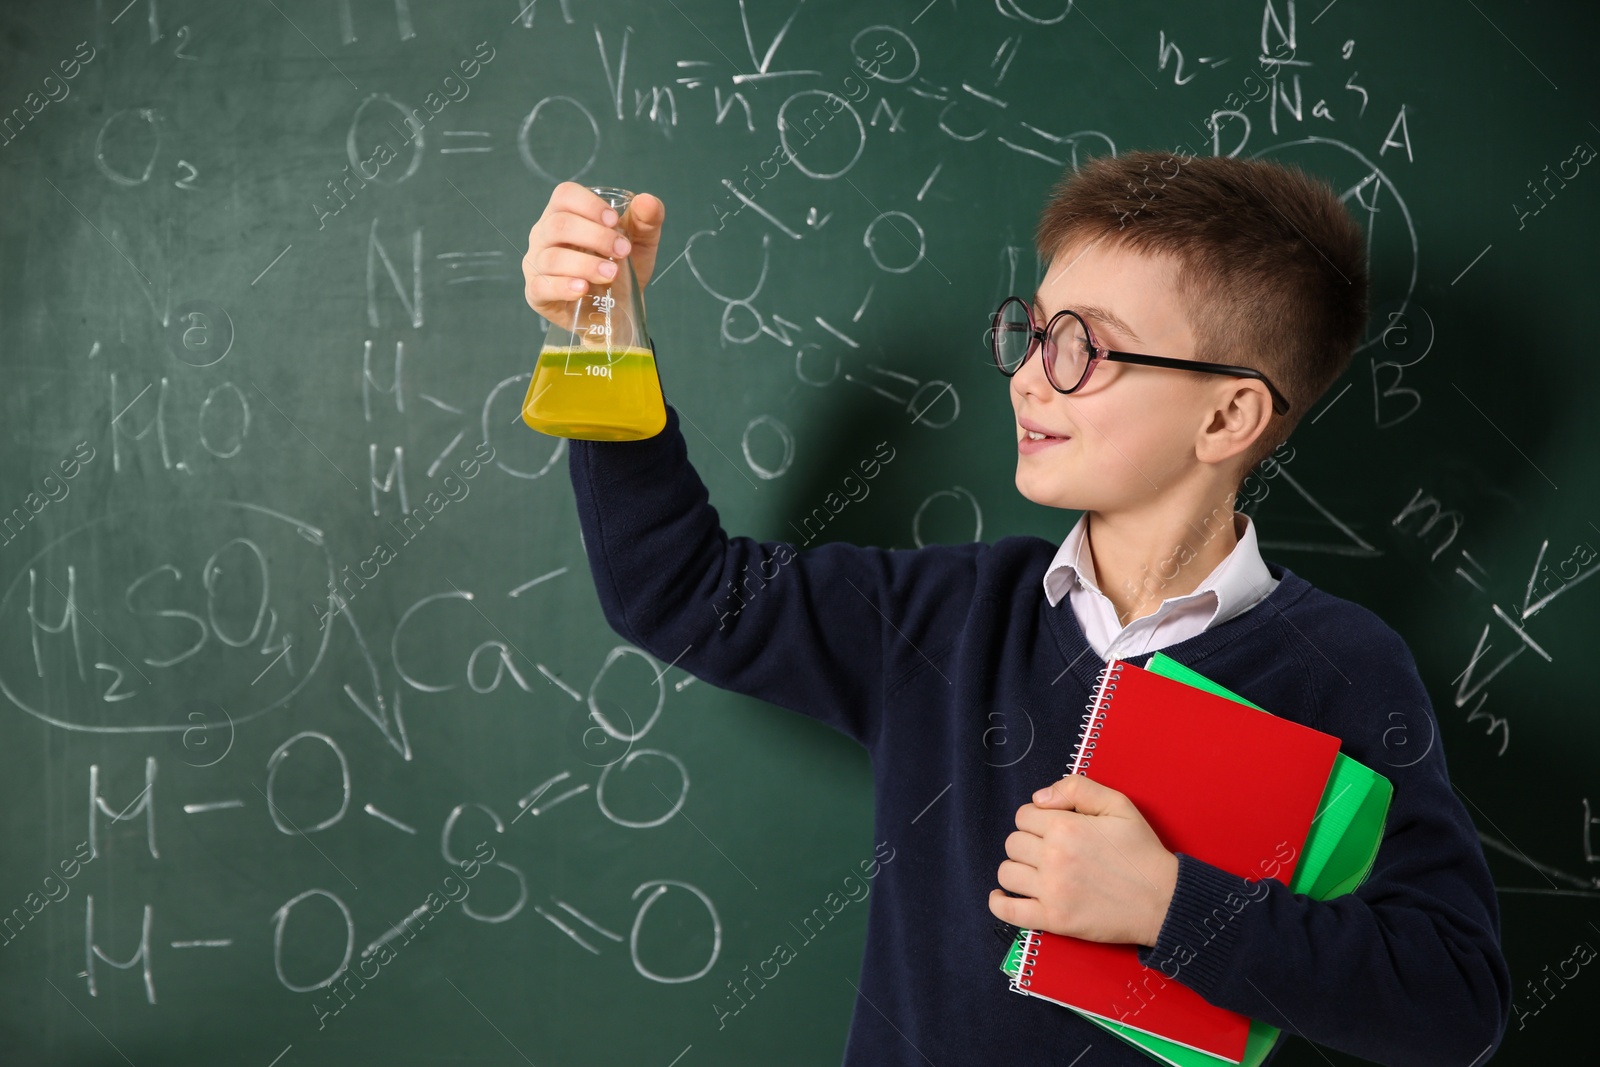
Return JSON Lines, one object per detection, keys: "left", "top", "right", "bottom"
{"left": 522, "top": 153, "right": 1511, "bottom": 1066}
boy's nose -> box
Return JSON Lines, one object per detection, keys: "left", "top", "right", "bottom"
{"left": 1012, "top": 346, "right": 1057, "bottom": 401}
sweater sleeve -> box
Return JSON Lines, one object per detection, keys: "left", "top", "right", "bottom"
{"left": 565, "top": 402, "right": 979, "bottom": 750}
{"left": 1131, "top": 618, "right": 1513, "bottom": 1067}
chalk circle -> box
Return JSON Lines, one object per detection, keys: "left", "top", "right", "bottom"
{"left": 271, "top": 888, "right": 353, "bottom": 993}
{"left": 565, "top": 642, "right": 681, "bottom": 768}
{"left": 0, "top": 502, "right": 335, "bottom": 734}
{"left": 266, "top": 731, "right": 351, "bottom": 835}
{"left": 741, "top": 414, "right": 795, "bottom": 480}
{"left": 850, "top": 25, "right": 920, "bottom": 84}
{"left": 597, "top": 748, "right": 688, "bottom": 830}
{"left": 347, "top": 93, "right": 424, "bottom": 185}
{"left": 795, "top": 342, "right": 839, "bottom": 388}
{"left": 996, "top": 0, "right": 1074, "bottom": 25}
{"left": 198, "top": 382, "right": 250, "bottom": 459}
{"left": 519, "top": 95, "right": 601, "bottom": 184}
{"left": 777, "top": 90, "right": 865, "bottom": 180}
{"left": 630, "top": 879, "right": 721, "bottom": 984}
{"left": 907, "top": 379, "right": 959, "bottom": 429}
{"left": 720, "top": 299, "right": 763, "bottom": 345}
{"left": 481, "top": 372, "right": 566, "bottom": 480}
{"left": 1066, "top": 130, "right": 1117, "bottom": 172}
{"left": 912, "top": 486, "right": 983, "bottom": 547}
{"left": 588, "top": 645, "right": 665, "bottom": 743}
{"left": 863, "top": 210, "right": 927, "bottom": 274}
{"left": 167, "top": 300, "right": 234, "bottom": 367}
{"left": 94, "top": 107, "right": 161, "bottom": 187}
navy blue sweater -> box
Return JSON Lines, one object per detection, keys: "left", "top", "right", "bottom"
{"left": 568, "top": 403, "right": 1512, "bottom": 1067}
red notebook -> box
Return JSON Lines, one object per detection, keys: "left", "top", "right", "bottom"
{"left": 1010, "top": 658, "right": 1341, "bottom": 1062}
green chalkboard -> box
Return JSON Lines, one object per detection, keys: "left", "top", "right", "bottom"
{"left": 0, "top": 0, "right": 1594, "bottom": 1063}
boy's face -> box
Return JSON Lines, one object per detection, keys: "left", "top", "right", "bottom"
{"left": 1010, "top": 238, "right": 1221, "bottom": 513}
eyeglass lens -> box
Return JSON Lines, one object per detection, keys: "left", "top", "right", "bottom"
{"left": 993, "top": 300, "right": 1091, "bottom": 391}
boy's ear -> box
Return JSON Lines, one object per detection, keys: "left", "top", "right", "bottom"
{"left": 1197, "top": 381, "right": 1274, "bottom": 467}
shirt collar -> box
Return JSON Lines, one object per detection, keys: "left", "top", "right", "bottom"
{"left": 1041, "top": 510, "right": 1273, "bottom": 627}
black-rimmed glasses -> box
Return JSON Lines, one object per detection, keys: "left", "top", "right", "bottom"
{"left": 989, "top": 296, "right": 1291, "bottom": 417}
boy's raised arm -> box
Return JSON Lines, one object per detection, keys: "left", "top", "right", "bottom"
{"left": 566, "top": 403, "right": 978, "bottom": 749}
{"left": 529, "top": 183, "right": 978, "bottom": 749}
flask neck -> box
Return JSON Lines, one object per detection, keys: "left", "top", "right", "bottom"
{"left": 589, "top": 186, "right": 635, "bottom": 218}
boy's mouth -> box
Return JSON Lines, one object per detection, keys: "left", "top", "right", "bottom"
{"left": 1018, "top": 418, "right": 1070, "bottom": 442}
{"left": 1017, "top": 424, "right": 1071, "bottom": 454}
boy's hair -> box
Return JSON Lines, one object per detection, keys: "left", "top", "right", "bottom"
{"left": 1033, "top": 149, "right": 1369, "bottom": 480}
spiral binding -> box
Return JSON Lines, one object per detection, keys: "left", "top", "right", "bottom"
{"left": 1067, "top": 659, "right": 1124, "bottom": 777}
{"left": 1013, "top": 928, "right": 1044, "bottom": 989}
{"left": 1012, "top": 661, "right": 1127, "bottom": 996}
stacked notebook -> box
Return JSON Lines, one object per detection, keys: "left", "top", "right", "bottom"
{"left": 1000, "top": 653, "right": 1392, "bottom": 1066}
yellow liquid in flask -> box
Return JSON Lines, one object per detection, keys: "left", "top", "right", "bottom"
{"left": 522, "top": 345, "right": 666, "bottom": 441}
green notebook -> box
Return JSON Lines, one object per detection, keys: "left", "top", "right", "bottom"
{"left": 1002, "top": 652, "right": 1393, "bottom": 1066}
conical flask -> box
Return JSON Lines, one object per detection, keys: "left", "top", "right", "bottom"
{"left": 523, "top": 187, "right": 667, "bottom": 441}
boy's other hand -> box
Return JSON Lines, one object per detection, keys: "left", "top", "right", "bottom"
{"left": 523, "top": 182, "right": 666, "bottom": 324}
{"left": 989, "top": 774, "right": 1179, "bottom": 947}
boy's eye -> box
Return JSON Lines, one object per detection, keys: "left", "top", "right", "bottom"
{"left": 1049, "top": 316, "right": 1091, "bottom": 353}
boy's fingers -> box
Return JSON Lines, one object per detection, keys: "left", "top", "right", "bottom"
{"left": 540, "top": 211, "right": 631, "bottom": 259}
{"left": 534, "top": 246, "right": 618, "bottom": 286}
{"left": 1030, "top": 775, "right": 1127, "bottom": 819}
{"left": 549, "top": 180, "right": 615, "bottom": 224}
{"left": 622, "top": 193, "right": 665, "bottom": 287}
{"left": 623, "top": 193, "right": 665, "bottom": 241}
{"left": 987, "top": 888, "right": 1038, "bottom": 928}
{"left": 525, "top": 188, "right": 665, "bottom": 297}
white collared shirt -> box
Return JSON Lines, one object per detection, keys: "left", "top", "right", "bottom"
{"left": 1042, "top": 510, "right": 1279, "bottom": 661}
